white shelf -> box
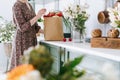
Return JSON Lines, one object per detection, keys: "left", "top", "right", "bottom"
{"left": 40, "top": 41, "right": 120, "bottom": 62}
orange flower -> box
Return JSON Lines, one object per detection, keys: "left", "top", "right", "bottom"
{"left": 7, "top": 64, "right": 34, "bottom": 80}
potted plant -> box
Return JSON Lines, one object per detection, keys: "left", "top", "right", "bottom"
{"left": 0, "top": 16, "right": 16, "bottom": 71}
{"left": 0, "top": 17, "right": 16, "bottom": 43}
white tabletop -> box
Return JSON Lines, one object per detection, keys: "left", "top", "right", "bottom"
{"left": 40, "top": 41, "right": 120, "bottom": 62}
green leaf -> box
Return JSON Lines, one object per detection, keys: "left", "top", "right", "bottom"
{"left": 60, "top": 55, "right": 84, "bottom": 74}
{"left": 65, "top": 56, "right": 84, "bottom": 69}
{"left": 46, "top": 74, "right": 59, "bottom": 80}
{"left": 63, "top": 16, "right": 71, "bottom": 28}
{"left": 118, "top": 26, "right": 120, "bottom": 28}
{"left": 38, "top": 18, "right": 43, "bottom": 22}
{"left": 61, "top": 71, "right": 76, "bottom": 80}
{"left": 73, "top": 69, "right": 86, "bottom": 77}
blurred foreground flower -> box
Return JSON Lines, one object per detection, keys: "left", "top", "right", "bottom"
{"left": 6, "top": 64, "right": 42, "bottom": 80}
{"left": 22, "top": 45, "right": 53, "bottom": 78}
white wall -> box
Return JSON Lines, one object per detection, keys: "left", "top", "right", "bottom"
{"left": 0, "top": 0, "right": 16, "bottom": 21}
{"left": 35, "top": 0, "right": 116, "bottom": 38}
{"left": 0, "top": 0, "right": 116, "bottom": 37}
{"left": 81, "top": 0, "right": 115, "bottom": 37}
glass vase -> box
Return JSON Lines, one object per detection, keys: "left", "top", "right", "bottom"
{"left": 72, "top": 28, "right": 86, "bottom": 43}
{"left": 70, "top": 18, "right": 86, "bottom": 43}
{"left": 63, "top": 18, "right": 72, "bottom": 39}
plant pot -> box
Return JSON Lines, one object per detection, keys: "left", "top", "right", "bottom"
{"left": 3, "top": 43, "right": 12, "bottom": 58}
{"left": 3, "top": 42, "right": 12, "bottom": 71}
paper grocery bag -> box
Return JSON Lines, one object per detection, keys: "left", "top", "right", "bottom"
{"left": 44, "top": 17, "right": 64, "bottom": 41}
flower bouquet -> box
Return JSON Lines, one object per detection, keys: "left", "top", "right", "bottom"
{"left": 107, "top": 7, "right": 120, "bottom": 38}
{"left": 108, "top": 8, "right": 120, "bottom": 28}
{"left": 64, "top": 4, "right": 89, "bottom": 42}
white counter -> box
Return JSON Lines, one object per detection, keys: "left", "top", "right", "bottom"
{"left": 40, "top": 41, "right": 120, "bottom": 62}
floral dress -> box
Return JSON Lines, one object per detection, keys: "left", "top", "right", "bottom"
{"left": 9, "top": 1, "right": 40, "bottom": 70}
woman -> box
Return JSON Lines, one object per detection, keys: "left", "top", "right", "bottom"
{"left": 9, "top": 0, "right": 46, "bottom": 70}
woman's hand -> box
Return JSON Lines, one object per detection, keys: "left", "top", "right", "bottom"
{"left": 37, "top": 8, "right": 46, "bottom": 18}
{"left": 30, "top": 8, "right": 46, "bottom": 26}
{"left": 39, "top": 29, "right": 44, "bottom": 34}
{"left": 36, "top": 29, "right": 44, "bottom": 36}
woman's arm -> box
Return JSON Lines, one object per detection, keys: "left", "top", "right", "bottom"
{"left": 30, "top": 9, "right": 46, "bottom": 26}
{"left": 13, "top": 4, "right": 32, "bottom": 32}
{"left": 13, "top": 4, "right": 46, "bottom": 32}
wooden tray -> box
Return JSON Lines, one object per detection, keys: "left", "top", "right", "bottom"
{"left": 91, "top": 37, "right": 120, "bottom": 49}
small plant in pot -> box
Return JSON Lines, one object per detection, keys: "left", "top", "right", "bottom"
{"left": 0, "top": 17, "right": 16, "bottom": 43}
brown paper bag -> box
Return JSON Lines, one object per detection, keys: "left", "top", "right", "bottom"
{"left": 44, "top": 17, "right": 64, "bottom": 41}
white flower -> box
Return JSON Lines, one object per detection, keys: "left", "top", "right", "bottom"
{"left": 20, "top": 70, "right": 43, "bottom": 80}
{"left": 64, "top": 4, "right": 88, "bottom": 19}
{"left": 23, "top": 47, "right": 34, "bottom": 63}
{"left": 110, "top": 22, "right": 118, "bottom": 28}
{"left": 0, "top": 19, "right": 16, "bottom": 43}
{"left": 108, "top": 7, "right": 120, "bottom": 28}
{"left": 0, "top": 73, "right": 7, "bottom": 80}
